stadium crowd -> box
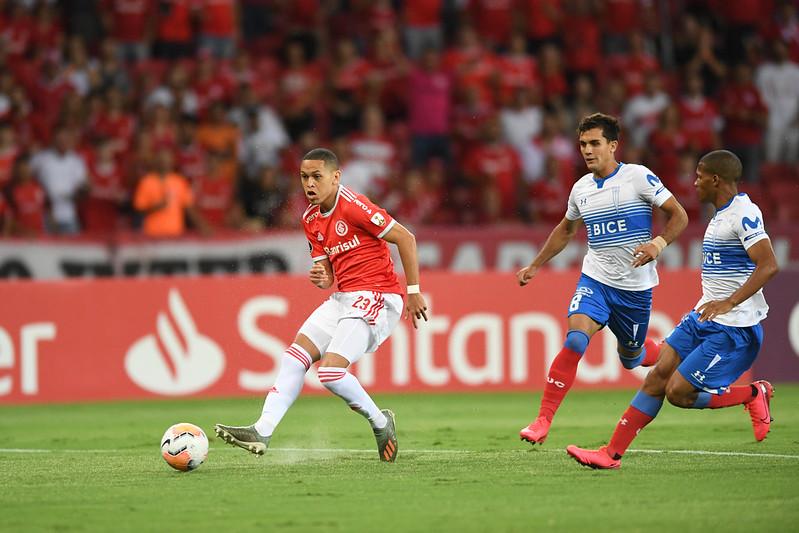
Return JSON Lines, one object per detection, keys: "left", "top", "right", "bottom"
{"left": 0, "top": 0, "right": 797, "bottom": 237}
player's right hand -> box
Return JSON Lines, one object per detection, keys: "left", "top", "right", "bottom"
{"left": 405, "top": 293, "right": 428, "bottom": 329}
{"left": 516, "top": 265, "right": 538, "bottom": 286}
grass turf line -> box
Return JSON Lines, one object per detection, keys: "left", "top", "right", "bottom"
{"left": 1, "top": 386, "right": 797, "bottom": 532}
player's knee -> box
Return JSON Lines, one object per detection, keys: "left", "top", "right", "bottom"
{"left": 563, "top": 330, "right": 590, "bottom": 355}
{"left": 644, "top": 364, "right": 670, "bottom": 391}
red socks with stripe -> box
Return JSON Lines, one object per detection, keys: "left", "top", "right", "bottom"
{"left": 607, "top": 405, "right": 656, "bottom": 459}
{"left": 707, "top": 385, "right": 756, "bottom": 408}
{"left": 538, "top": 347, "right": 582, "bottom": 421}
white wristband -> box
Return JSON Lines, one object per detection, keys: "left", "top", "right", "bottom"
{"left": 651, "top": 236, "right": 668, "bottom": 254}
{"left": 406, "top": 284, "right": 420, "bottom": 294}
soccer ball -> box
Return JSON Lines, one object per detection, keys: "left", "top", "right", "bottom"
{"left": 160, "top": 422, "right": 209, "bottom": 471}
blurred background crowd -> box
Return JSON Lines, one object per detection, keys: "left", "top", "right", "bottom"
{"left": 0, "top": 0, "right": 798, "bottom": 238}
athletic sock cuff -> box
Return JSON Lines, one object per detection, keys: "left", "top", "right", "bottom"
{"left": 630, "top": 390, "right": 664, "bottom": 417}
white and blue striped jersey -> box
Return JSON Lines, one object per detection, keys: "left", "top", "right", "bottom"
{"left": 566, "top": 163, "right": 673, "bottom": 291}
{"left": 697, "top": 193, "right": 769, "bottom": 327}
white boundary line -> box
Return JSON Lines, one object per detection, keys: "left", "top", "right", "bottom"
{"left": 1, "top": 447, "right": 797, "bottom": 460}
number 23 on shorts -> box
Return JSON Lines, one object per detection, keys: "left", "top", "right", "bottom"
{"left": 352, "top": 296, "right": 371, "bottom": 311}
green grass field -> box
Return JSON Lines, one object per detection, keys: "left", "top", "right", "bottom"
{"left": 1, "top": 386, "right": 798, "bottom": 532}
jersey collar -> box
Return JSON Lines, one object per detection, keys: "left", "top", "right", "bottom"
{"left": 593, "top": 162, "right": 623, "bottom": 189}
{"left": 716, "top": 192, "right": 744, "bottom": 214}
{"left": 321, "top": 186, "right": 341, "bottom": 217}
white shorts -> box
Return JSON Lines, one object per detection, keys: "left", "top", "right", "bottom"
{"left": 298, "top": 291, "right": 404, "bottom": 363}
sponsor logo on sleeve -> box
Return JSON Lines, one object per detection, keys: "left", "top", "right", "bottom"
{"left": 371, "top": 213, "right": 386, "bottom": 227}
{"left": 742, "top": 216, "right": 761, "bottom": 231}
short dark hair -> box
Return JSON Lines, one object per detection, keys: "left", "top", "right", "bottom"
{"left": 302, "top": 148, "right": 339, "bottom": 170}
{"left": 577, "top": 113, "right": 621, "bottom": 142}
{"left": 699, "top": 150, "right": 742, "bottom": 183}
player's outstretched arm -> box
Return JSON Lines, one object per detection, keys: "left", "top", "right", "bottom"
{"left": 697, "top": 239, "right": 779, "bottom": 321}
{"left": 517, "top": 216, "right": 580, "bottom": 286}
{"left": 632, "top": 196, "right": 689, "bottom": 267}
{"left": 309, "top": 258, "right": 334, "bottom": 289}
{"left": 382, "top": 222, "right": 428, "bottom": 328}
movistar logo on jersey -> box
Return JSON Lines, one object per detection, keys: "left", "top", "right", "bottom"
{"left": 742, "top": 216, "right": 761, "bottom": 231}
{"left": 324, "top": 234, "right": 361, "bottom": 256}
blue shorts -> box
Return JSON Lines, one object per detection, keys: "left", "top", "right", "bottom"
{"left": 667, "top": 311, "right": 763, "bottom": 394}
{"left": 566, "top": 274, "right": 652, "bottom": 350}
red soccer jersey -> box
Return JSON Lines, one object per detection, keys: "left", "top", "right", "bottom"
{"left": 303, "top": 185, "right": 402, "bottom": 295}
{"left": 10, "top": 181, "right": 46, "bottom": 233}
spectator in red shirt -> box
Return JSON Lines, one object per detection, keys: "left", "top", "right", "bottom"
{"left": 522, "top": 0, "right": 562, "bottom": 52}
{"left": 528, "top": 157, "right": 568, "bottom": 224}
{"left": 3, "top": 3, "right": 35, "bottom": 67}
{"left": 600, "top": 0, "right": 647, "bottom": 55}
{"left": 443, "top": 25, "right": 498, "bottom": 109}
{"left": 81, "top": 138, "right": 126, "bottom": 234}
{"left": 402, "top": 0, "right": 443, "bottom": 59}
{"left": 538, "top": 43, "right": 568, "bottom": 107}
{"left": 606, "top": 31, "right": 660, "bottom": 97}
{"left": 463, "top": 116, "right": 523, "bottom": 222}
{"left": 497, "top": 32, "right": 539, "bottom": 106}
{"left": 719, "top": 62, "right": 768, "bottom": 182}
{"left": 467, "top": 0, "right": 516, "bottom": 51}
{"left": 647, "top": 104, "right": 689, "bottom": 184}
{"left": 0, "top": 123, "right": 20, "bottom": 190}
{"left": 193, "top": 55, "right": 234, "bottom": 116}
{"left": 175, "top": 114, "right": 208, "bottom": 181}
{"left": 279, "top": 40, "right": 322, "bottom": 142}
{"left": 196, "top": 0, "right": 239, "bottom": 60}
{"left": 193, "top": 151, "right": 235, "bottom": 229}
{"left": 101, "top": 0, "right": 154, "bottom": 62}
{"left": 327, "top": 37, "right": 372, "bottom": 139}
{"left": 31, "top": 2, "right": 65, "bottom": 59}
{"left": 7, "top": 154, "right": 47, "bottom": 235}
{"left": 367, "top": 27, "right": 411, "bottom": 122}
{"left": 153, "top": 0, "right": 194, "bottom": 60}
{"left": 0, "top": 188, "right": 11, "bottom": 236}
{"left": 678, "top": 72, "right": 721, "bottom": 154}
{"left": 563, "top": 0, "right": 599, "bottom": 77}
{"left": 29, "top": 59, "right": 74, "bottom": 134}
{"left": 93, "top": 87, "right": 137, "bottom": 157}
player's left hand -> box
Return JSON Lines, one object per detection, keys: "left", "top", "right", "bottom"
{"left": 631, "top": 242, "right": 659, "bottom": 267}
{"left": 696, "top": 299, "right": 735, "bottom": 322}
{"left": 405, "top": 293, "right": 428, "bottom": 329}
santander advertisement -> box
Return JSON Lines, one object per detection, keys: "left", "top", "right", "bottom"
{"left": 0, "top": 270, "right": 789, "bottom": 404}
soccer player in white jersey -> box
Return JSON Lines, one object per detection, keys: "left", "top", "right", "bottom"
{"left": 215, "top": 148, "right": 428, "bottom": 462}
{"left": 567, "top": 150, "right": 779, "bottom": 469}
{"left": 517, "top": 113, "right": 689, "bottom": 445}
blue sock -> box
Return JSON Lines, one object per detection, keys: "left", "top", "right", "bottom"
{"left": 691, "top": 391, "right": 712, "bottom": 409}
{"left": 619, "top": 347, "right": 646, "bottom": 369}
{"left": 630, "top": 390, "right": 664, "bottom": 418}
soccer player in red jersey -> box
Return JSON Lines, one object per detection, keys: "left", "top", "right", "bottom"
{"left": 216, "top": 148, "right": 428, "bottom": 462}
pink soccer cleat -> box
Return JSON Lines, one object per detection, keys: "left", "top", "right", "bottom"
{"left": 519, "top": 416, "right": 551, "bottom": 445}
{"left": 566, "top": 444, "right": 621, "bottom": 470}
{"left": 745, "top": 380, "right": 774, "bottom": 442}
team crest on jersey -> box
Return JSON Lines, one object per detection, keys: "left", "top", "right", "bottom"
{"left": 316, "top": 232, "right": 324, "bottom": 241}
{"left": 335, "top": 220, "right": 348, "bottom": 236}
{"left": 371, "top": 212, "right": 386, "bottom": 227}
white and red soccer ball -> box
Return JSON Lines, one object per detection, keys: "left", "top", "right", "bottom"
{"left": 160, "top": 423, "right": 209, "bottom": 471}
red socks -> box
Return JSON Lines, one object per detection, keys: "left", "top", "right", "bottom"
{"left": 607, "top": 406, "right": 655, "bottom": 459}
{"left": 538, "top": 347, "right": 582, "bottom": 421}
{"left": 707, "top": 385, "right": 756, "bottom": 408}
{"left": 641, "top": 338, "right": 660, "bottom": 367}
